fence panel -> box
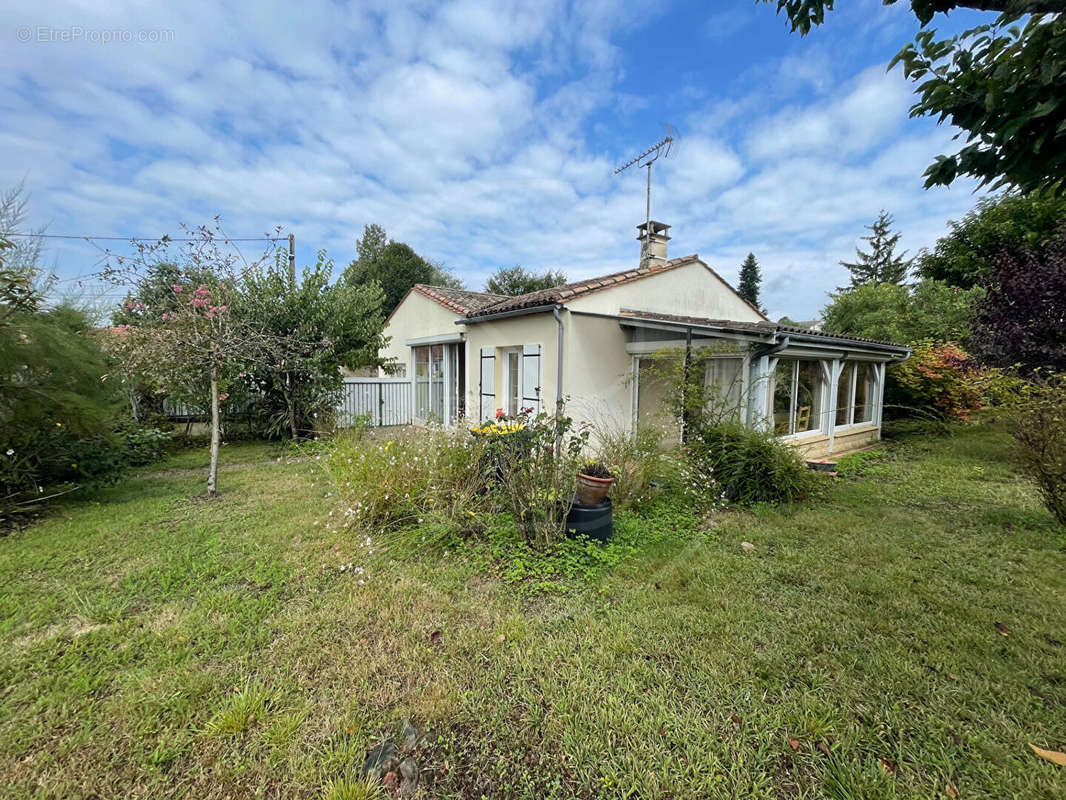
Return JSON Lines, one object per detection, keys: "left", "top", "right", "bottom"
{"left": 339, "top": 378, "right": 411, "bottom": 427}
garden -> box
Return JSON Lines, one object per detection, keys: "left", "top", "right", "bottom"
{"left": 3, "top": 191, "right": 1066, "bottom": 798}
{"left": 1, "top": 416, "right": 1064, "bottom": 799}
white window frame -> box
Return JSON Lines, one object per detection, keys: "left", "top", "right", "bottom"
{"left": 502, "top": 347, "right": 522, "bottom": 417}
{"left": 771, "top": 358, "right": 831, "bottom": 441}
{"left": 834, "top": 361, "right": 882, "bottom": 432}
{"left": 703, "top": 355, "right": 746, "bottom": 422}
{"left": 412, "top": 342, "right": 458, "bottom": 424}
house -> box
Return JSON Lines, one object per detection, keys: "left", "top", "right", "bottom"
{"left": 378, "top": 221, "right": 910, "bottom": 458}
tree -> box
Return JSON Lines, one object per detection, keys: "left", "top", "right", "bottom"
{"left": 354, "top": 223, "right": 388, "bottom": 268}
{"left": 0, "top": 182, "right": 54, "bottom": 298}
{"left": 970, "top": 227, "right": 1066, "bottom": 373}
{"left": 112, "top": 261, "right": 218, "bottom": 326}
{"left": 344, "top": 224, "right": 462, "bottom": 314}
{"left": 840, "top": 211, "right": 911, "bottom": 289}
{"left": 484, "top": 266, "right": 567, "bottom": 296}
{"left": 2, "top": 228, "right": 126, "bottom": 511}
{"left": 238, "top": 250, "right": 387, "bottom": 438}
{"left": 736, "top": 253, "right": 762, "bottom": 307}
{"left": 763, "top": 2, "right": 1066, "bottom": 195}
{"left": 917, "top": 192, "right": 1066, "bottom": 288}
{"left": 822, "top": 279, "right": 982, "bottom": 346}
{"left": 103, "top": 224, "right": 291, "bottom": 495}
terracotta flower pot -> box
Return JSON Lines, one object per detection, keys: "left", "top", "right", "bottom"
{"left": 576, "top": 472, "right": 614, "bottom": 506}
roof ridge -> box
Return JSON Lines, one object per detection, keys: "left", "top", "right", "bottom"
{"left": 467, "top": 255, "right": 702, "bottom": 318}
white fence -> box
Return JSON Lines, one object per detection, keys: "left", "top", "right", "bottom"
{"left": 338, "top": 378, "right": 412, "bottom": 427}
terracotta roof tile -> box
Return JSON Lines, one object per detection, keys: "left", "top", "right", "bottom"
{"left": 411, "top": 284, "right": 510, "bottom": 315}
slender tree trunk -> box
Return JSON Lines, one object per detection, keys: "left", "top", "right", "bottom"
{"left": 285, "top": 371, "right": 298, "bottom": 439}
{"left": 208, "top": 366, "right": 220, "bottom": 495}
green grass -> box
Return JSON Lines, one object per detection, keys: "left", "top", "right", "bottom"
{"left": 1, "top": 425, "right": 1064, "bottom": 799}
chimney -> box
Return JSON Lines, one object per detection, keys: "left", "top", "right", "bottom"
{"left": 637, "top": 220, "right": 670, "bottom": 268}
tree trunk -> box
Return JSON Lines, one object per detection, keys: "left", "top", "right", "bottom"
{"left": 208, "top": 367, "right": 220, "bottom": 495}
{"left": 285, "top": 371, "right": 298, "bottom": 440}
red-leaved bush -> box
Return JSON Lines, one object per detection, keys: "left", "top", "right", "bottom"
{"left": 890, "top": 342, "right": 984, "bottom": 420}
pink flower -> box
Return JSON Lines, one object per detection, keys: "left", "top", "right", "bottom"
{"left": 172, "top": 285, "right": 183, "bottom": 293}
{"left": 218, "top": 392, "right": 230, "bottom": 402}
{"left": 495, "top": 408, "right": 505, "bottom": 419}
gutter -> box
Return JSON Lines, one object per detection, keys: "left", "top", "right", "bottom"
{"left": 553, "top": 305, "right": 564, "bottom": 411}
{"left": 456, "top": 303, "right": 559, "bottom": 325}
{"left": 752, "top": 335, "right": 790, "bottom": 359}
{"left": 780, "top": 330, "right": 910, "bottom": 357}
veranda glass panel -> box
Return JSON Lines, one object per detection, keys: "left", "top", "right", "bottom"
{"left": 429, "top": 345, "right": 445, "bottom": 421}
{"left": 414, "top": 346, "right": 430, "bottom": 419}
{"left": 854, "top": 363, "right": 874, "bottom": 423}
{"left": 705, "top": 358, "right": 744, "bottom": 421}
{"left": 772, "top": 360, "right": 794, "bottom": 435}
{"left": 836, "top": 364, "right": 854, "bottom": 426}
{"left": 796, "top": 360, "right": 824, "bottom": 433}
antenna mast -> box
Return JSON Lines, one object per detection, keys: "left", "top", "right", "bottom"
{"left": 613, "top": 134, "right": 674, "bottom": 230}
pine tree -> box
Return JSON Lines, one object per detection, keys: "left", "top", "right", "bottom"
{"left": 737, "top": 252, "right": 762, "bottom": 307}
{"left": 840, "top": 210, "right": 911, "bottom": 289}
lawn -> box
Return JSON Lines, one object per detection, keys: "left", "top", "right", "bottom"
{"left": 0, "top": 426, "right": 1064, "bottom": 799}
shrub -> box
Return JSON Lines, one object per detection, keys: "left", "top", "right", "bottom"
{"left": 118, "top": 424, "right": 169, "bottom": 465}
{"left": 327, "top": 426, "right": 489, "bottom": 532}
{"left": 478, "top": 409, "right": 590, "bottom": 549}
{"left": 687, "top": 421, "right": 820, "bottom": 505}
{"left": 590, "top": 424, "right": 710, "bottom": 510}
{"left": 971, "top": 227, "right": 1066, "bottom": 373}
{"left": 889, "top": 342, "right": 984, "bottom": 421}
{"left": 1002, "top": 374, "right": 1066, "bottom": 527}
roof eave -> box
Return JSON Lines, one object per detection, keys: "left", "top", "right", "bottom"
{"left": 457, "top": 303, "right": 561, "bottom": 324}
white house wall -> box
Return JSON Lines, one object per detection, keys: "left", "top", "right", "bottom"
{"left": 566, "top": 261, "right": 764, "bottom": 322}
{"left": 462, "top": 313, "right": 559, "bottom": 417}
{"left": 563, "top": 312, "right": 634, "bottom": 430}
{"left": 379, "top": 292, "right": 462, "bottom": 376}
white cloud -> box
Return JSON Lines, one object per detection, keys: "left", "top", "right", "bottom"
{"left": 1, "top": 0, "right": 986, "bottom": 319}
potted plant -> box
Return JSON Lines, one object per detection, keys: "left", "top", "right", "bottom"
{"left": 576, "top": 460, "right": 614, "bottom": 506}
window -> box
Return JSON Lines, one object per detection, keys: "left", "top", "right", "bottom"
{"left": 506, "top": 350, "right": 520, "bottom": 416}
{"left": 413, "top": 344, "right": 447, "bottom": 421}
{"left": 704, "top": 357, "right": 743, "bottom": 421}
{"left": 835, "top": 363, "right": 853, "bottom": 426}
{"left": 835, "top": 362, "right": 878, "bottom": 427}
{"left": 771, "top": 359, "right": 827, "bottom": 436}
{"left": 796, "top": 361, "right": 824, "bottom": 433}
{"left": 772, "top": 360, "right": 793, "bottom": 434}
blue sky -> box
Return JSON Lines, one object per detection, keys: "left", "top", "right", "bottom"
{"left": 2, "top": 0, "right": 991, "bottom": 319}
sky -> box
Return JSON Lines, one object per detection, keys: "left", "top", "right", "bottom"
{"left": 2, "top": 0, "right": 992, "bottom": 320}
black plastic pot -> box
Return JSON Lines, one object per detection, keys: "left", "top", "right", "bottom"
{"left": 565, "top": 497, "right": 613, "bottom": 543}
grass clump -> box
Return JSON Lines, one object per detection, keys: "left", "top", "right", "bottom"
{"left": 203, "top": 681, "right": 274, "bottom": 736}
{"left": 326, "top": 426, "right": 489, "bottom": 532}
{"left": 688, "top": 421, "right": 823, "bottom": 505}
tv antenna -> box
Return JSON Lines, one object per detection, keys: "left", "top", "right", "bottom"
{"left": 613, "top": 127, "right": 676, "bottom": 230}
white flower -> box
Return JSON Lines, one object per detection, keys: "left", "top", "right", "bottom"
{"left": 4, "top": 449, "right": 12, "bottom": 456}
